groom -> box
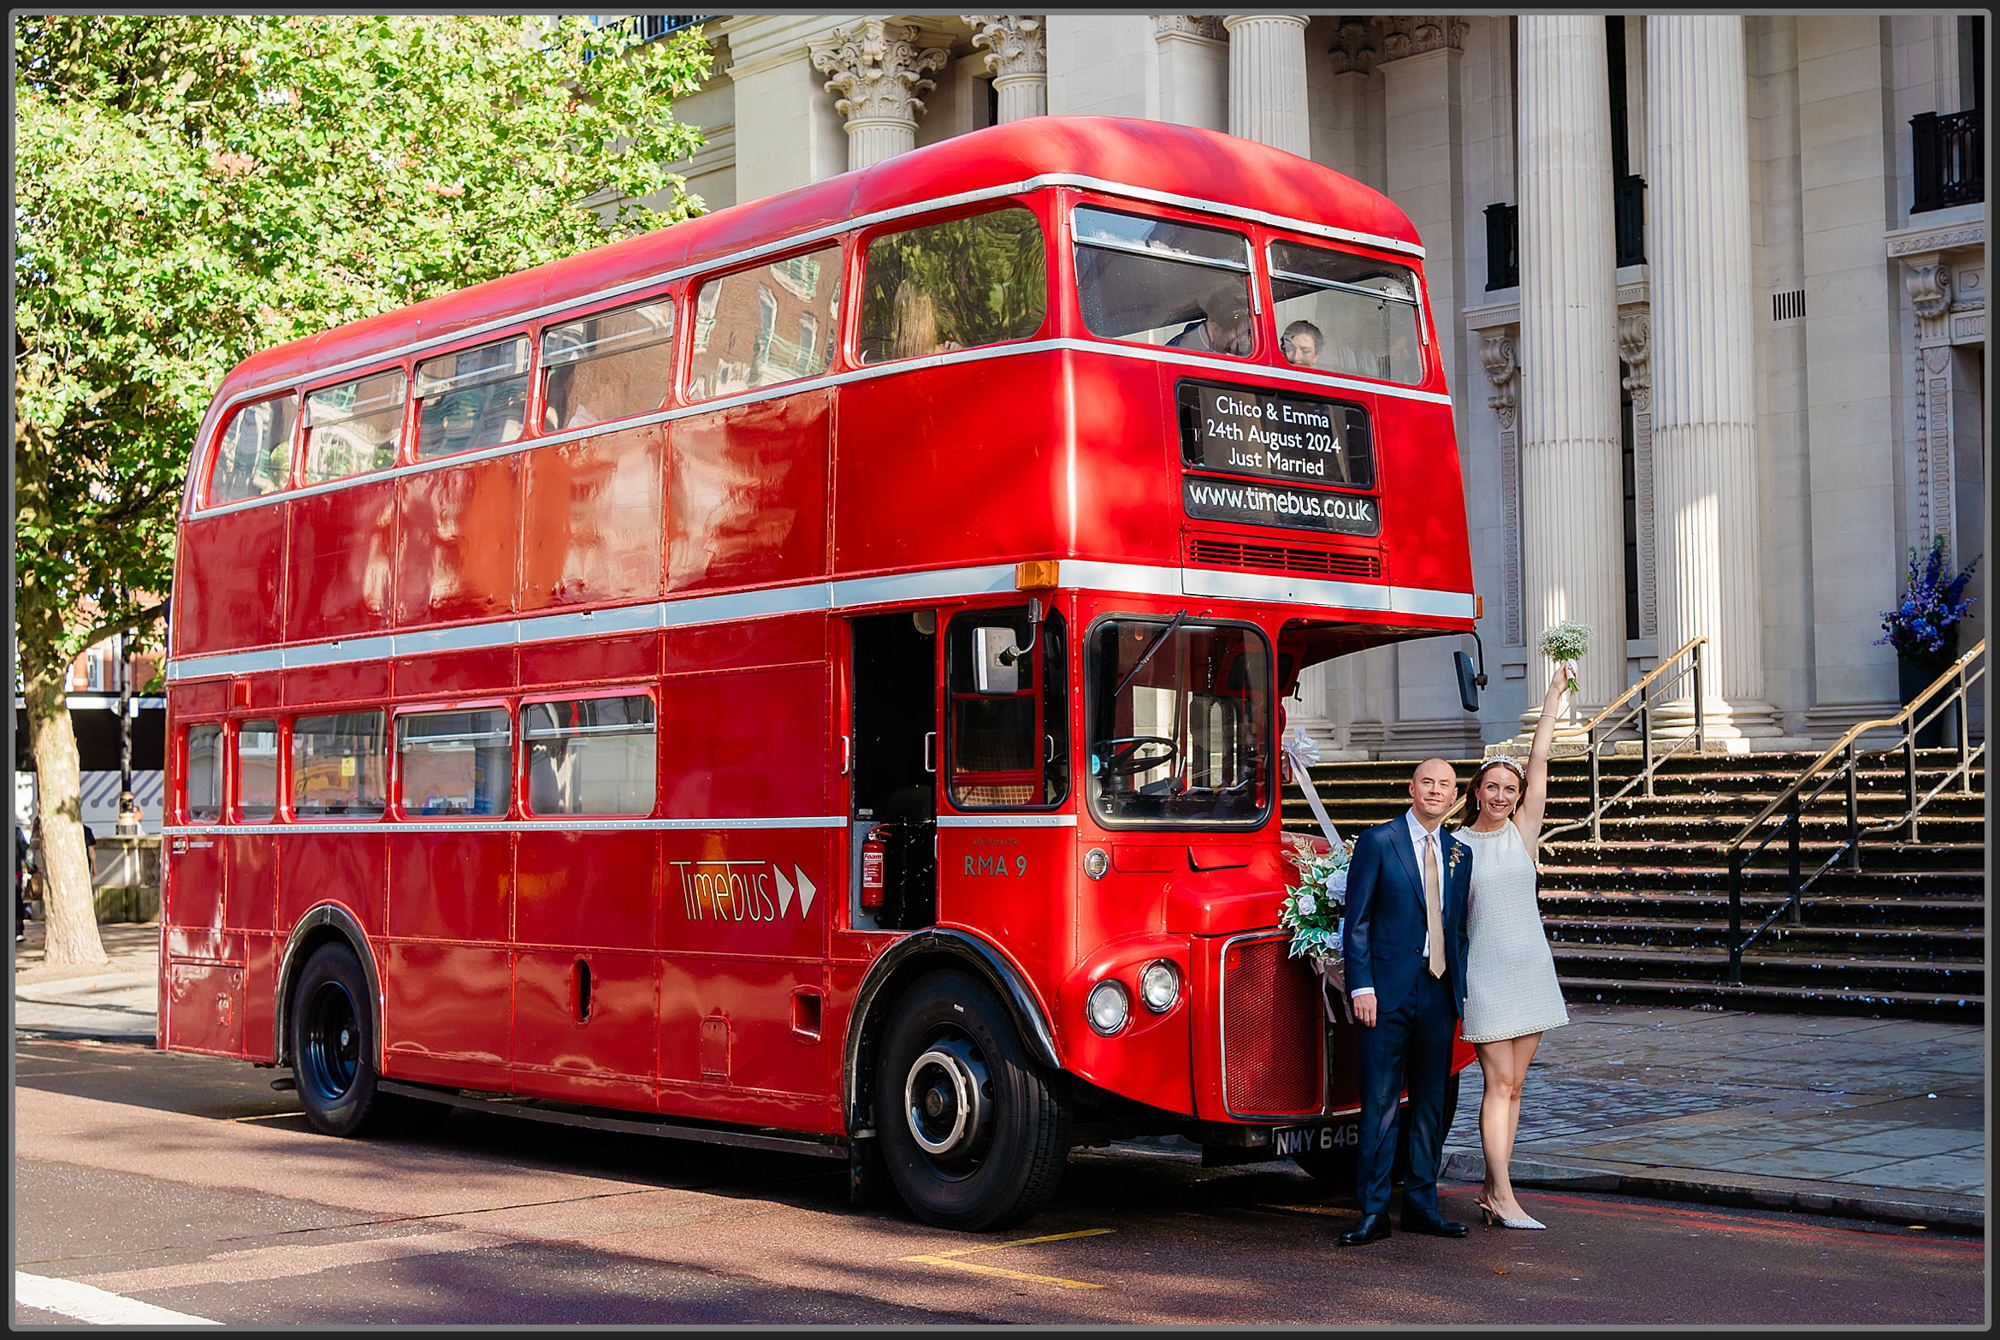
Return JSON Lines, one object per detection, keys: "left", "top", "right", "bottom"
{"left": 1338, "top": 757, "right": 1473, "bottom": 1246}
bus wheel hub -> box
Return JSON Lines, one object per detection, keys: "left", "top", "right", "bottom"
{"left": 903, "top": 1035, "right": 988, "bottom": 1159}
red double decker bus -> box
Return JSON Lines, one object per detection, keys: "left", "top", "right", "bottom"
{"left": 162, "top": 116, "right": 1476, "bottom": 1230}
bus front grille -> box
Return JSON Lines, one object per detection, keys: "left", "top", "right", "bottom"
{"left": 1186, "top": 536, "right": 1382, "bottom": 580}
{"left": 1220, "top": 933, "right": 1325, "bottom": 1119}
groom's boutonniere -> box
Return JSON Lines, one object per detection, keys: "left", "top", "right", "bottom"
{"left": 1447, "top": 844, "right": 1465, "bottom": 876}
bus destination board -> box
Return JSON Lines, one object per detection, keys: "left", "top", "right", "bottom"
{"left": 1175, "top": 380, "right": 1379, "bottom": 536}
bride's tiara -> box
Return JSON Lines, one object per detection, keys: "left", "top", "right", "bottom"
{"left": 1478, "top": 755, "right": 1527, "bottom": 781}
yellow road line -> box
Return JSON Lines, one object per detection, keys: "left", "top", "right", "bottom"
{"left": 900, "top": 1227, "right": 1115, "bottom": 1291}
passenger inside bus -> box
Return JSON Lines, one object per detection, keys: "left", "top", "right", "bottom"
{"left": 1281, "top": 319, "right": 1323, "bottom": 368}
{"left": 1166, "top": 284, "right": 1255, "bottom": 356}
{"left": 888, "top": 281, "right": 961, "bottom": 361}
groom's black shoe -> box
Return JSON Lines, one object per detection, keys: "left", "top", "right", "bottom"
{"left": 1339, "top": 1213, "right": 1392, "bottom": 1246}
{"left": 1400, "top": 1209, "right": 1469, "bottom": 1238}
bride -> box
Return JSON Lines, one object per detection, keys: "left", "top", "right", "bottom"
{"left": 1456, "top": 662, "right": 1574, "bottom": 1230}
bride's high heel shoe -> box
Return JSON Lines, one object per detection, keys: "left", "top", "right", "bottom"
{"left": 1475, "top": 1198, "right": 1545, "bottom": 1230}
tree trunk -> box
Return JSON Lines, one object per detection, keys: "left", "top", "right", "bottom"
{"left": 23, "top": 662, "right": 110, "bottom": 968}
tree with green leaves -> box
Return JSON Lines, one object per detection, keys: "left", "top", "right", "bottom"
{"left": 15, "top": 15, "right": 711, "bottom": 965}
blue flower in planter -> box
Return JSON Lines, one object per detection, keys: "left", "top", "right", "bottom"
{"left": 1876, "top": 537, "right": 1980, "bottom": 663}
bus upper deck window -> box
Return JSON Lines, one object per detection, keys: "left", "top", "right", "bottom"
{"left": 1268, "top": 241, "right": 1425, "bottom": 385}
{"left": 207, "top": 395, "right": 297, "bottom": 506}
{"left": 186, "top": 725, "right": 224, "bottom": 822}
{"left": 1073, "top": 206, "right": 1254, "bottom": 357}
{"left": 290, "top": 712, "right": 387, "bottom": 818}
{"left": 686, "top": 245, "right": 842, "bottom": 402}
{"left": 398, "top": 708, "right": 512, "bottom": 817}
{"left": 237, "top": 720, "right": 279, "bottom": 820}
{"left": 522, "top": 695, "right": 655, "bottom": 816}
{"left": 540, "top": 298, "right": 675, "bottom": 432}
{"left": 304, "top": 370, "right": 407, "bottom": 485}
{"left": 858, "top": 208, "right": 1046, "bottom": 364}
{"left": 416, "top": 336, "right": 531, "bottom": 459}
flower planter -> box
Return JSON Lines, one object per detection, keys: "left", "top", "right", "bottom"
{"left": 1897, "top": 642, "right": 1959, "bottom": 750}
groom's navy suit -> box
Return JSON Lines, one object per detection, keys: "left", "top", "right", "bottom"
{"left": 1341, "top": 811, "right": 1472, "bottom": 1219}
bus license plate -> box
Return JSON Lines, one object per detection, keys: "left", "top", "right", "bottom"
{"left": 1272, "top": 1121, "right": 1359, "bottom": 1159}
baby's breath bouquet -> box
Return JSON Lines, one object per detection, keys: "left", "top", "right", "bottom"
{"left": 1538, "top": 620, "right": 1593, "bottom": 693}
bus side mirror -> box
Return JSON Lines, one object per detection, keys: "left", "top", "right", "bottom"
{"left": 974, "top": 627, "right": 1021, "bottom": 695}
{"left": 1455, "top": 649, "right": 1485, "bottom": 713}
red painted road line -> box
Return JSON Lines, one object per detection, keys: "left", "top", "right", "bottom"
{"left": 1481, "top": 1190, "right": 1985, "bottom": 1260}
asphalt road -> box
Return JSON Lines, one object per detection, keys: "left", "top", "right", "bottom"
{"left": 12, "top": 1039, "right": 1985, "bottom": 1327}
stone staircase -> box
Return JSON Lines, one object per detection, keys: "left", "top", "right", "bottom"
{"left": 1283, "top": 749, "right": 1986, "bottom": 1021}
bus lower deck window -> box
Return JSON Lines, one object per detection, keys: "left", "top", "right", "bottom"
{"left": 859, "top": 208, "right": 1047, "bottom": 364}
{"left": 1073, "top": 206, "right": 1255, "bottom": 356}
{"left": 1085, "top": 619, "right": 1271, "bottom": 827}
{"left": 237, "top": 720, "right": 279, "bottom": 820}
{"left": 523, "top": 695, "right": 656, "bottom": 816}
{"left": 291, "top": 712, "right": 388, "bottom": 818}
{"left": 540, "top": 299, "right": 675, "bottom": 432}
{"left": 416, "top": 336, "right": 531, "bottom": 459}
{"left": 186, "top": 725, "right": 224, "bottom": 822}
{"left": 399, "top": 708, "right": 512, "bottom": 816}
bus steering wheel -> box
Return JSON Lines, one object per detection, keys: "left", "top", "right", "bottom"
{"left": 1094, "top": 736, "right": 1180, "bottom": 778}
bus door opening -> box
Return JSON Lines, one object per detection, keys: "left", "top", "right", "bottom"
{"left": 849, "top": 611, "right": 938, "bottom": 931}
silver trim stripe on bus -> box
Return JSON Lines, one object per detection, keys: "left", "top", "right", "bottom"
{"left": 190, "top": 335, "right": 1455, "bottom": 522}
{"left": 164, "top": 816, "right": 850, "bottom": 837}
{"left": 165, "top": 562, "right": 1474, "bottom": 683}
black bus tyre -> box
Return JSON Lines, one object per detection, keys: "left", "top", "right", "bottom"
{"left": 290, "top": 941, "right": 417, "bottom": 1138}
{"left": 875, "top": 970, "right": 1072, "bottom": 1232}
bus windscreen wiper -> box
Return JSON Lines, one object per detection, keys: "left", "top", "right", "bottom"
{"left": 1109, "top": 609, "right": 1188, "bottom": 703}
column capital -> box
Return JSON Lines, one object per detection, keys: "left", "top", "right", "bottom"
{"left": 810, "top": 20, "right": 949, "bottom": 129}
{"left": 965, "top": 14, "right": 1046, "bottom": 81}
{"left": 1377, "top": 15, "right": 1469, "bottom": 64}
{"left": 1906, "top": 261, "right": 1953, "bottom": 320}
{"left": 1153, "top": 14, "right": 1226, "bottom": 43}
{"left": 1326, "top": 17, "right": 1377, "bottom": 75}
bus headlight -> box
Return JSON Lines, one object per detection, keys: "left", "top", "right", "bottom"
{"left": 1083, "top": 847, "right": 1109, "bottom": 880}
{"left": 1085, "top": 979, "right": 1130, "bottom": 1036}
{"left": 1139, "top": 960, "right": 1180, "bottom": 1013}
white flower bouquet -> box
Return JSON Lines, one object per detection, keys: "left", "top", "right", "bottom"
{"left": 1538, "top": 620, "right": 1593, "bottom": 693}
{"left": 1280, "top": 831, "right": 1352, "bottom": 969}
{"left": 1281, "top": 831, "right": 1355, "bottom": 1022}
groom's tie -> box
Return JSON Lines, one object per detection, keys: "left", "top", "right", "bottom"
{"left": 1423, "top": 834, "right": 1445, "bottom": 979}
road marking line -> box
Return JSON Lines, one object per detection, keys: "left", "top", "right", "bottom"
{"left": 15, "top": 1272, "right": 220, "bottom": 1326}
{"left": 900, "top": 1228, "right": 1115, "bottom": 1291}
{"left": 73, "top": 1229, "right": 512, "bottom": 1293}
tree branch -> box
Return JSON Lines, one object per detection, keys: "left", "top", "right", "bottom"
{"left": 73, "top": 601, "right": 169, "bottom": 654}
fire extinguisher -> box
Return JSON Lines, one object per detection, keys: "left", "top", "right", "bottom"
{"left": 860, "top": 824, "right": 895, "bottom": 911}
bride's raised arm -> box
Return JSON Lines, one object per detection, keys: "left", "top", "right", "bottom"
{"left": 1513, "top": 663, "right": 1571, "bottom": 849}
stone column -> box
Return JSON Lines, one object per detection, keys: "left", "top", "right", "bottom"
{"left": 1223, "top": 14, "right": 1310, "bottom": 156}
{"left": 1645, "top": 15, "right": 1780, "bottom": 745}
{"left": 966, "top": 15, "right": 1048, "bottom": 121}
{"left": 1515, "top": 15, "right": 1626, "bottom": 714}
{"left": 811, "top": 20, "right": 950, "bottom": 171}
{"left": 1153, "top": 15, "right": 1230, "bottom": 132}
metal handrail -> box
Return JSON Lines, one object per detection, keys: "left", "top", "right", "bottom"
{"left": 1723, "top": 640, "right": 1985, "bottom": 985}
{"left": 1534, "top": 636, "right": 1709, "bottom": 844}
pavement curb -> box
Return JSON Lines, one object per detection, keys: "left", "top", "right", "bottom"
{"left": 1443, "top": 1148, "right": 1985, "bottom": 1232}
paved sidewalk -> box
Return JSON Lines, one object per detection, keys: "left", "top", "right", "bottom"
{"left": 1441, "top": 1003, "right": 1985, "bottom": 1230}
{"left": 13, "top": 922, "right": 1986, "bottom": 1230}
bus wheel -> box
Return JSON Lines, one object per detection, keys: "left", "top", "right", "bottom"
{"left": 875, "top": 970, "right": 1071, "bottom": 1232}
{"left": 291, "top": 942, "right": 403, "bottom": 1137}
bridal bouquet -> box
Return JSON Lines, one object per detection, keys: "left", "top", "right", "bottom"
{"left": 1538, "top": 620, "right": 1593, "bottom": 694}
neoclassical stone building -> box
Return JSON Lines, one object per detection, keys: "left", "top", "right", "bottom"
{"left": 647, "top": 13, "right": 1986, "bottom": 757}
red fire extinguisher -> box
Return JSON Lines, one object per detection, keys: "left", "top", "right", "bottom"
{"left": 860, "top": 824, "right": 893, "bottom": 910}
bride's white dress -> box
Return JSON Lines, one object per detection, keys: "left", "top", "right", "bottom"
{"left": 1458, "top": 819, "right": 1569, "bottom": 1044}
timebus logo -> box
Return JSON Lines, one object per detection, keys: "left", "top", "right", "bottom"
{"left": 673, "top": 859, "right": 819, "bottom": 922}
